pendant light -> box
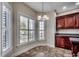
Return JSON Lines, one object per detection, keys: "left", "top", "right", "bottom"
{"left": 37, "top": 2, "right": 49, "bottom": 21}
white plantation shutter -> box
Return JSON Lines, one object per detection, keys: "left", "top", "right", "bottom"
{"left": 2, "top": 4, "right": 10, "bottom": 51}
{"left": 20, "top": 15, "right": 28, "bottom": 44}
{"left": 29, "top": 19, "right": 35, "bottom": 42}
{"left": 17, "top": 13, "right": 36, "bottom": 45}
{"left": 1, "top": 3, "right": 12, "bottom": 56}
{"left": 39, "top": 21, "right": 45, "bottom": 40}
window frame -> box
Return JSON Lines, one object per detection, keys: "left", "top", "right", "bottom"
{"left": 1, "top": 2, "right": 13, "bottom": 56}
{"left": 17, "top": 12, "right": 36, "bottom": 46}
{"left": 19, "top": 15, "right": 29, "bottom": 44}
{"left": 38, "top": 20, "right": 45, "bottom": 40}
{"left": 28, "top": 19, "right": 35, "bottom": 42}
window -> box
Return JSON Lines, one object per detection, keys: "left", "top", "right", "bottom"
{"left": 2, "top": 3, "right": 11, "bottom": 51}
{"left": 20, "top": 16, "right": 28, "bottom": 44}
{"left": 29, "top": 19, "right": 35, "bottom": 42}
{"left": 19, "top": 13, "right": 35, "bottom": 45}
{"left": 39, "top": 21, "right": 45, "bottom": 40}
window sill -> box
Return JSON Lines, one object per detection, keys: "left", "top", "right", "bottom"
{"left": 16, "top": 40, "right": 36, "bottom": 47}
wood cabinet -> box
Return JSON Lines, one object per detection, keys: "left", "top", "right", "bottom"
{"left": 55, "top": 36, "right": 65, "bottom": 48}
{"left": 64, "top": 37, "right": 71, "bottom": 49}
{"left": 65, "top": 15, "right": 75, "bottom": 28}
{"left": 56, "top": 12, "right": 79, "bottom": 29}
{"left": 56, "top": 17, "right": 65, "bottom": 29}
{"left": 75, "top": 13, "right": 79, "bottom": 28}
{"left": 55, "top": 36, "right": 71, "bottom": 50}
{"left": 55, "top": 35, "right": 79, "bottom": 56}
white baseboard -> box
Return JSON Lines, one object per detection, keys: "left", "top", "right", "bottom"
{"left": 47, "top": 43, "right": 55, "bottom": 48}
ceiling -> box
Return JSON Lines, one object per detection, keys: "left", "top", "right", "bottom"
{"left": 25, "top": 2, "right": 79, "bottom": 13}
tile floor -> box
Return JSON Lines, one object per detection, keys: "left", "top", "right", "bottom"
{"left": 17, "top": 46, "right": 79, "bottom": 57}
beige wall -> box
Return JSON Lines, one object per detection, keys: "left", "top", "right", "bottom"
{"left": 36, "top": 11, "right": 56, "bottom": 48}
{"left": 46, "top": 11, "right": 56, "bottom": 47}
{"left": 13, "top": 2, "right": 37, "bottom": 18}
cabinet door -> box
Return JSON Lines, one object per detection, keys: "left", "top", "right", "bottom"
{"left": 64, "top": 37, "right": 71, "bottom": 50}
{"left": 65, "top": 15, "right": 75, "bottom": 28}
{"left": 75, "top": 14, "right": 79, "bottom": 28}
{"left": 56, "top": 17, "right": 65, "bottom": 29}
{"left": 56, "top": 36, "right": 65, "bottom": 48}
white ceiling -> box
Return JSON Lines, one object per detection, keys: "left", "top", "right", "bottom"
{"left": 25, "top": 2, "right": 79, "bottom": 13}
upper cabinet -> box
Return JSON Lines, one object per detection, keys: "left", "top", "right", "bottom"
{"left": 65, "top": 15, "right": 75, "bottom": 28}
{"left": 56, "top": 12, "right": 79, "bottom": 29}
{"left": 75, "top": 13, "right": 79, "bottom": 28}
{"left": 56, "top": 16, "right": 65, "bottom": 29}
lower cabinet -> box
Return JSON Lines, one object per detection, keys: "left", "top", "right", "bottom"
{"left": 55, "top": 36, "right": 71, "bottom": 50}
{"left": 65, "top": 37, "right": 71, "bottom": 50}
{"left": 55, "top": 36, "right": 65, "bottom": 48}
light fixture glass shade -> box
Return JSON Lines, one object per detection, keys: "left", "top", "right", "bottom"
{"left": 37, "top": 15, "right": 42, "bottom": 20}
{"left": 43, "top": 15, "right": 49, "bottom": 20}
{"left": 37, "top": 15, "right": 49, "bottom": 21}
